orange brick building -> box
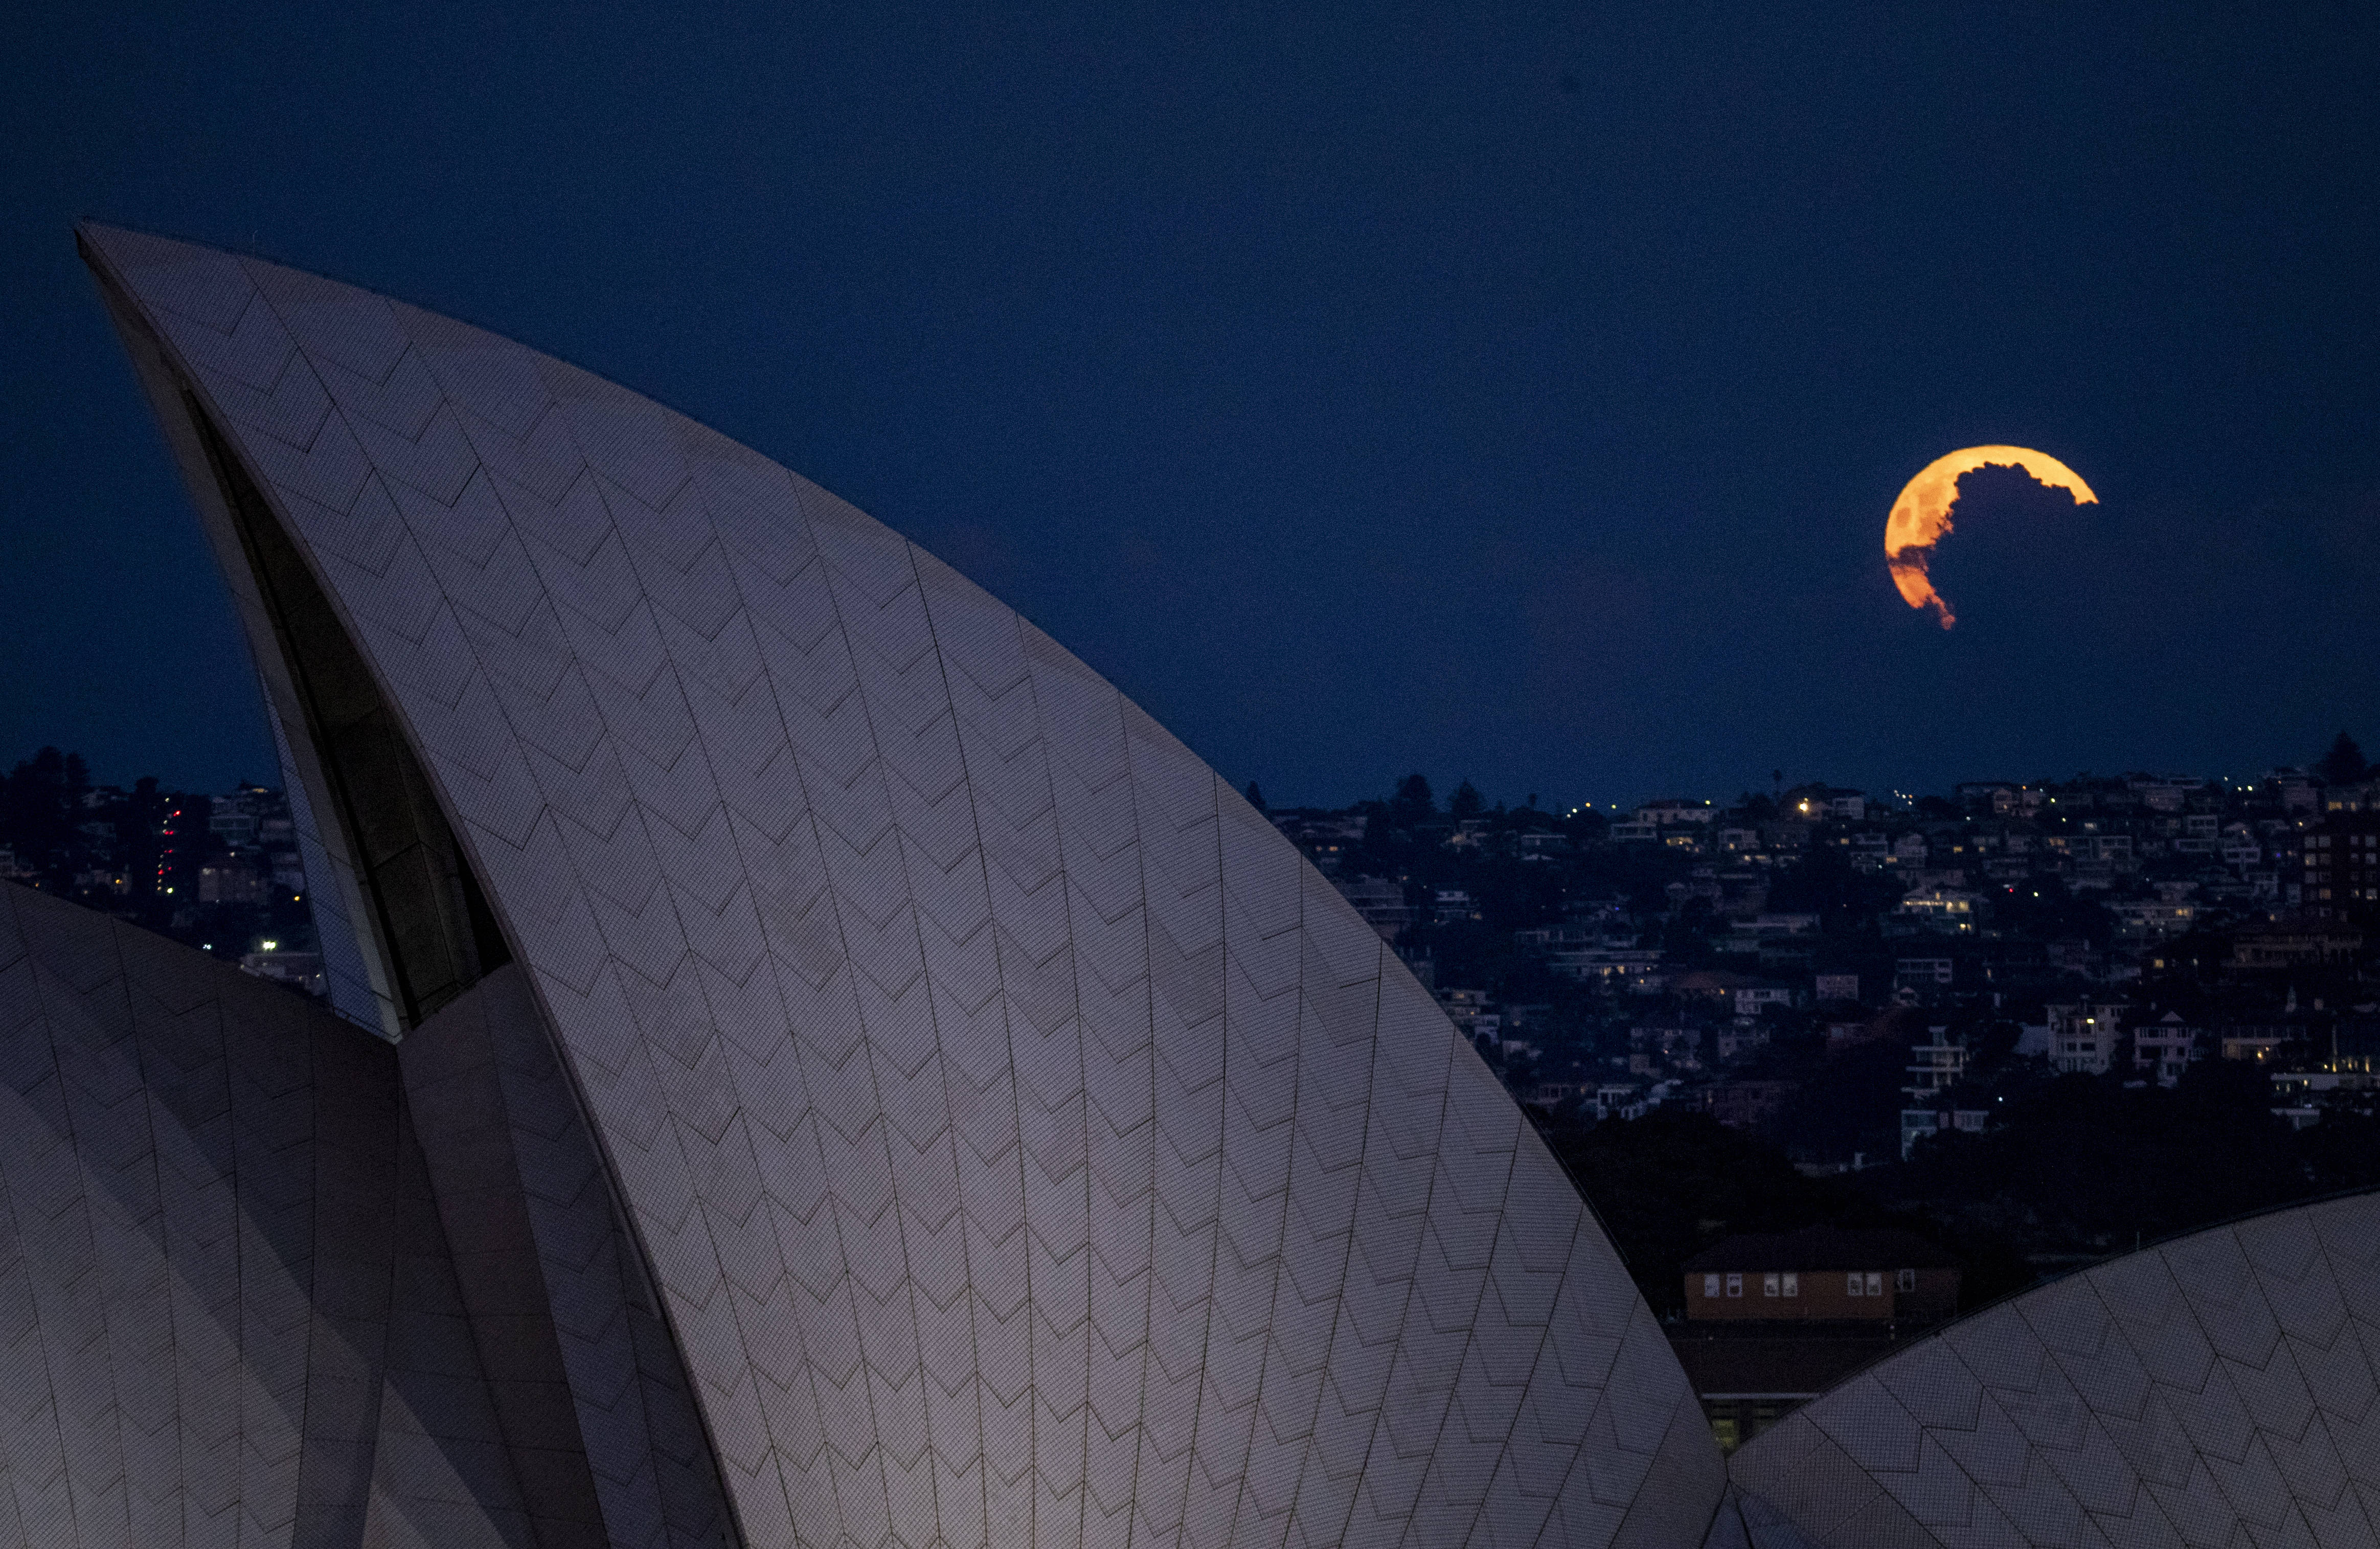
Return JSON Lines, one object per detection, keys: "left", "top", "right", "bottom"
{"left": 1682, "top": 1227, "right": 1960, "bottom": 1323}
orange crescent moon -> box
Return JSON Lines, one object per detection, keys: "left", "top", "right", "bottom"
{"left": 1886, "top": 445, "right": 2097, "bottom": 629}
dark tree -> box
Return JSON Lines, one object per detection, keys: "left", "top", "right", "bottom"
{"left": 1242, "top": 780, "right": 1266, "bottom": 812}
{"left": 2317, "top": 732, "right": 2368, "bottom": 785}
{"left": 1876, "top": 1059, "right": 2316, "bottom": 1262}
{"left": 1388, "top": 773, "right": 1434, "bottom": 828}
{"left": 1534, "top": 1109, "right": 1969, "bottom": 1314}
{"left": 1, "top": 746, "right": 92, "bottom": 883}
{"left": 1766, "top": 844, "right": 1903, "bottom": 931}
{"left": 1449, "top": 780, "right": 1485, "bottom": 819}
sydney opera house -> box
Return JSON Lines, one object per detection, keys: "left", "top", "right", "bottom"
{"left": 0, "top": 223, "right": 2367, "bottom": 1547}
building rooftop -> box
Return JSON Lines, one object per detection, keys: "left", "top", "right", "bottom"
{"left": 1682, "top": 1225, "right": 1958, "bottom": 1273}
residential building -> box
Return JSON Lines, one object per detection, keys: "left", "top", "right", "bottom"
{"left": 1432, "top": 886, "right": 1480, "bottom": 922}
{"left": 1733, "top": 983, "right": 1796, "bottom": 1017}
{"left": 2109, "top": 898, "right": 2196, "bottom": 944}
{"left": 195, "top": 855, "right": 269, "bottom": 904}
{"left": 1548, "top": 945, "right": 1665, "bottom": 987}
{"left": 2232, "top": 921, "right": 2364, "bottom": 968}
{"left": 2289, "top": 816, "right": 2380, "bottom": 924}
{"left": 1902, "top": 1028, "right": 1968, "bottom": 1099}
{"left": 2048, "top": 1000, "right": 2127, "bottom": 1075}
{"left": 1332, "top": 875, "right": 1412, "bottom": 940}
{"left": 1894, "top": 957, "right": 1955, "bottom": 994}
{"left": 1783, "top": 784, "right": 1867, "bottom": 822}
{"left": 1708, "top": 1079, "right": 1798, "bottom": 1133}
{"left": 2132, "top": 1009, "right": 2201, "bottom": 1086}
{"left": 1900, "top": 1107, "right": 1989, "bottom": 1159}
{"left": 1714, "top": 1024, "right": 1772, "bottom": 1061}
{"left": 1894, "top": 887, "right": 1981, "bottom": 934}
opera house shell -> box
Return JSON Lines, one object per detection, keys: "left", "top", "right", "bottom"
{"left": 6, "top": 223, "right": 2366, "bottom": 1547}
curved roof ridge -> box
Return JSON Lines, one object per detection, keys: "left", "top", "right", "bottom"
{"left": 80, "top": 222, "right": 1721, "bottom": 1548}
{"left": 1726, "top": 1187, "right": 2380, "bottom": 1549}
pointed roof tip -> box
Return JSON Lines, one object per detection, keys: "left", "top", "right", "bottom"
{"left": 74, "top": 219, "right": 196, "bottom": 277}
{"left": 71, "top": 218, "right": 116, "bottom": 267}
{"left": 69, "top": 222, "right": 165, "bottom": 293}
{"left": 77, "top": 222, "right": 292, "bottom": 283}
{"left": 74, "top": 217, "right": 156, "bottom": 250}
{"left": 76, "top": 219, "right": 216, "bottom": 257}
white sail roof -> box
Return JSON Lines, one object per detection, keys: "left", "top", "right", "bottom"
{"left": 81, "top": 223, "right": 1721, "bottom": 1549}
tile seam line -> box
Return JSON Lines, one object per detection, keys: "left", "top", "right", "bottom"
{"left": 1161, "top": 761, "right": 1231, "bottom": 1549}
{"left": 2002, "top": 1264, "right": 2197, "bottom": 1548}
{"left": 1456, "top": 1120, "right": 1590, "bottom": 1547}
{"left": 2299, "top": 1222, "right": 2380, "bottom": 1549}
{"left": 6, "top": 885, "right": 113, "bottom": 1548}
{"left": 739, "top": 477, "right": 1021, "bottom": 1544}
{"left": 1115, "top": 684, "right": 1166, "bottom": 1549}
{"left": 571, "top": 443, "right": 863, "bottom": 1547}
{"left": 1273, "top": 938, "right": 1386, "bottom": 1549}
{"left": 229, "top": 263, "right": 744, "bottom": 1547}
{"left": 897, "top": 550, "right": 1048, "bottom": 1546}
{"left": 1384, "top": 1040, "right": 1529, "bottom": 1547}
{"left": 234, "top": 272, "right": 649, "bottom": 1541}
{"left": 921, "top": 566, "right": 1104, "bottom": 1549}
{"left": 1793, "top": 1351, "right": 1993, "bottom": 1549}
{"left": 1327, "top": 972, "right": 1461, "bottom": 1547}
{"left": 2219, "top": 1224, "right": 2374, "bottom": 1544}
{"left": 1213, "top": 859, "right": 1318, "bottom": 1549}
{"left": 772, "top": 520, "right": 984, "bottom": 1547}
{"left": 74, "top": 897, "right": 173, "bottom": 1546}
{"left": 1520, "top": 1179, "right": 1688, "bottom": 1547}
{"left": 2094, "top": 1228, "right": 2289, "bottom": 1532}
{"left": 568, "top": 447, "right": 865, "bottom": 1548}
{"left": 102, "top": 907, "right": 200, "bottom": 1546}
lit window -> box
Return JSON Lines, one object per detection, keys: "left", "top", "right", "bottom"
{"left": 1763, "top": 1273, "right": 1780, "bottom": 1297}
{"left": 1783, "top": 1273, "right": 1799, "bottom": 1297}
{"left": 1897, "top": 1269, "right": 1916, "bottom": 1292}
{"left": 1846, "top": 1274, "right": 1863, "bottom": 1297}
{"left": 1704, "top": 1273, "right": 1721, "bottom": 1299}
{"left": 1726, "top": 1273, "right": 1743, "bottom": 1298}
{"left": 1866, "top": 1272, "right": 1884, "bottom": 1297}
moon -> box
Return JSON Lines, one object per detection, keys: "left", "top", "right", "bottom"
{"left": 1886, "top": 445, "right": 2097, "bottom": 628}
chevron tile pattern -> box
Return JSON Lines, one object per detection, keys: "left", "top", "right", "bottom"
{"left": 1724, "top": 1192, "right": 2380, "bottom": 1549}
{"left": 0, "top": 879, "right": 540, "bottom": 1547}
{"left": 82, "top": 224, "right": 1723, "bottom": 1549}
{"left": 402, "top": 963, "right": 738, "bottom": 1548}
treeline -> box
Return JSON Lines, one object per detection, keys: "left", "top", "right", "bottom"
{"left": 1538, "top": 1058, "right": 2380, "bottom": 1318}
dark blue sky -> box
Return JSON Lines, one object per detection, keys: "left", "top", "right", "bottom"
{"left": 7, "top": 3, "right": 2375, "bottom": 808}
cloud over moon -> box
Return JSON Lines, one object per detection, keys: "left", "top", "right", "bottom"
{"left": 1886, "top": 445, "right": 2098, "bottom": 628}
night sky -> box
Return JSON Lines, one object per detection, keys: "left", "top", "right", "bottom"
{"left": 6, "top": 4, "right": 2376, "bottom": 809}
